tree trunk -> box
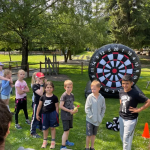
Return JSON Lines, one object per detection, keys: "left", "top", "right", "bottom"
{"left": 21, "top": 38, "right": 28, "bottom": 71}
{"left": 62, "top": 49, "right": 69, "bottom": 62}
{"left": 8, "top": 50, "right": 11, "bottom": 61}
{"left": 68, "top": 50, "right": 72, "bottom": 60}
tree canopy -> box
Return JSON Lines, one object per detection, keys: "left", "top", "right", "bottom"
{"left": 1, "top": 0, "right": 150, "bottom": 69}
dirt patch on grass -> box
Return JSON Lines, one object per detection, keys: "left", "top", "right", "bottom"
{"left": 45, "top": 74, "right": 70, "bottom": 81}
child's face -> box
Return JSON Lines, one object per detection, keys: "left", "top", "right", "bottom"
{"left": 122, "top": 80, "right": 133, "bottom": 92}
{"left": 18, "top": 71, "right": 25, "bottom": 80}
{"left": 36, "top": 77, "right": 45, "bottom": 83}
{"left": 7, "top": 73, "right": 12, "bottom": 79}
{"left": 45, "top": 84, "right": 53, "bottom": 94}
{"left": 0, "top": 65, "right": 3, "bottom": 71}
{"left": 64, "top": 84, "right": 73, "bottom": 94}
{"left": 91, "top": 85, "right": 100, "bottom": 95}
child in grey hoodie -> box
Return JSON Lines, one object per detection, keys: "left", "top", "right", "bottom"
{"left": 85, "top": 80, "right": 106, "bottom": 150}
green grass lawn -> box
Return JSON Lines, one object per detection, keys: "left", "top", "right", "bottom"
{"left": 5, "top": 66, "right": 150, "bottom": 150}
{"left": 0, "top": 51, "right": 93, "bottom": 69}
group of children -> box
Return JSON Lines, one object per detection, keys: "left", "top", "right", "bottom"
{"left": 0, "top": 61, "right": 150, "bottom": 150}
{"left": 0, "top": 62, "right": 78, "bottom": 149}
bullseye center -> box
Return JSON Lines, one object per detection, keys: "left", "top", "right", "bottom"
{"left": 112, "top": 68, "right": 117, "bottom": 73}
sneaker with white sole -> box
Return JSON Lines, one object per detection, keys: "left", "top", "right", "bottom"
{"left": 60, "top": 146, "right": 68, "bottom": 150}
{"left": 25, "top": 119, "right": 31, "bottom": 125}
{"left": 31, "top": 133, "right": 41, "bottom": 138}
{"left": 15, "top": 124, "right": 22, "bottom": 129}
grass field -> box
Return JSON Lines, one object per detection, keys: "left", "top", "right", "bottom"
{"left": 1, "top": 51, "right": 150, "bottom": 149}
{"left": 4, "top": 65, "right": 150, "bottom": 150}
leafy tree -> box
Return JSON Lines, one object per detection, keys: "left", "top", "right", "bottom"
{"left": 105, "top": 0, "right": 150, "bottom": 49}
{"left": 0, "top": 0, "right": 63, "bottom": 70}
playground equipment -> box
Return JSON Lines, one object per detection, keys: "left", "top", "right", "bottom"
{"left": 45, "top": 54, "right": 58, "bottom": 75}
{"left": 85, "top": 43, "right": 142, "bottom": 98}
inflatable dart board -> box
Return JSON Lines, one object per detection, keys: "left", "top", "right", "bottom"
{"left": 87, "top": 44, "right": 141, "bottom": 97}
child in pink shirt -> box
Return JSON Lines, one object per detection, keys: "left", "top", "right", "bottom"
{"left": 15, "top": 69, "right": 30, "bottom": 129}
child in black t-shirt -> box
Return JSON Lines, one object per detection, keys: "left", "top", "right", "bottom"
{"left": 30, "top": 72, "right": 45, "bottom": 138}
{"left": 36, "top": 81, "right": 59, "bottom": 149}
{"left": 119, "top": 75, "right": 150, "bottom": 150}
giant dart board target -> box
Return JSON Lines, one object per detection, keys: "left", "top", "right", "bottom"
{"left": 88, "top": 44, "right": 141, "bottom": 94}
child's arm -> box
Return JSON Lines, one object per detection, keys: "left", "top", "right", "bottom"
{"left": 85, "top": 96, "right": 93, "bottom": 118}
{"left": 23, "top": 85, "right": 29, "bottom": 93}
{"left": 59, "top": 101, "right": 73, "bottom": 114}
{"left": 36, "top": 101, "right": 43, "bottom": 121}
{"left": 129, "top": 99, "right": 150, "bottom": 113}
{"left": 0, "top": 76, "right": 11, "bottom": 82}
{"left": 35, "top": 86, "right": 44, "bottom": 96}
{"left": 100, "top": 98, "right": 106, "bottom": 118}
{"left": 55, "top": 102, "right": 59, "bottom": 114}
{"left": 16, "top": 87, "right": 25, "bottom": 95}
{"left": 2, "top": 80, "right": 10, "bottom": 89}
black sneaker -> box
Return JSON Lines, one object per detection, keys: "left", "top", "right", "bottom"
{"left": 90, "top": 148, "right": 95, "bottom": 150}
{"left": 85, "top": 148, "right": 90, "bottom": 150}
{"left": 25, "top": 119, "right": 31, "bottom": 125}
{"left": 31, "top": 133, "right": 41, "bottom": 138}
{"left": 15, "top": 124, "right": 22, "bottom": 129}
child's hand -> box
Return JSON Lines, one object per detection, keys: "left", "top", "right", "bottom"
{"left": 36, "top": 115, "right": 41, "bottom": 121}
{"left": 44, "top": 79, "right": 47, "bottom": 83}
{"left": 69, "top": 109, "right": 74, "bottom": 115}
{"left": 39, "top": 79, "right": 44, "bottom": 85}
{"left": 72, "top": 109, "right": 78, "bottom": 114}
{"left": 70, "top": 109, "right": 78, "bottom": 115}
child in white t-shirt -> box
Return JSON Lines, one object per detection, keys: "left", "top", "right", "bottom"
{"left": 15, "top": 69, "right": 30, "bottom": 129}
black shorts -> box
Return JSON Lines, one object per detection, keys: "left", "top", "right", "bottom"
{"left": 86, "top": 121, "right": 98, "bottom": 136}
{"left": 62, "top": 120, "right": 73, "bottom": 131}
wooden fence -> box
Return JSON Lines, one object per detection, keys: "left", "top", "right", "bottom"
{"left": 5, "top": 61, "right": 87, "bottom": 78}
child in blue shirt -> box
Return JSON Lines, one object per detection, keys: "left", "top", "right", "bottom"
{"left": 1, "top": 69, "right": 14, "bottom": 112}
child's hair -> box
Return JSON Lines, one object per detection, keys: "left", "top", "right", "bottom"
{"left": 3, "top": 69, "right": 11, "bottom": 77}
{"left": 64, "top": 80, "right": 73, "bottom": 87}
{"left": 31, "top": 72, "right": 38, "bottom": 85}
{"left": 18, "top": 69, "right": 25, "bottom": 74}
{"left": 45, "top": 81, "right": 54, "bottom": 89}
{"left": 122, "top": 75, "right": 133, "bottom": 82}
{"left": 91, "top": 80, "right": 101, "bottom": 88}
{"left": 0, "top": 100, "right": 12, "bottom": 146}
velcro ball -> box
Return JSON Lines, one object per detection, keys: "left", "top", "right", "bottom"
{"left": 106, "top": 122, "right": 113, "bottom": 129}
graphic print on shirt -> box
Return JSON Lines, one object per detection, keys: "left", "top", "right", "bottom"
{"left": 20, "top": 85, "right": 25, "bottom": 90}
{"left": 121, "top": 95, "right": 130, "bottom": 113}
{"left": 65, "top": 98, "right": 73, "bottom": 109}
{"left": 44, "top": 99, "right": 52, "bottom": 106}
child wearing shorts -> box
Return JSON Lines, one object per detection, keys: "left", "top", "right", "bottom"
{"left": 85, "top": 80, "right": 106, "bottom": 150}
{"left": 1, "top": 69, "right": 13, "bottom": 112}
{"left": 0, "top": 62, "right": 13, "bottom": 100}
{"left": 59, "top": 80, "right": 78, "bottom": 150}
{"left": 36, "top": 81, "right": 59, "bottom": 149}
